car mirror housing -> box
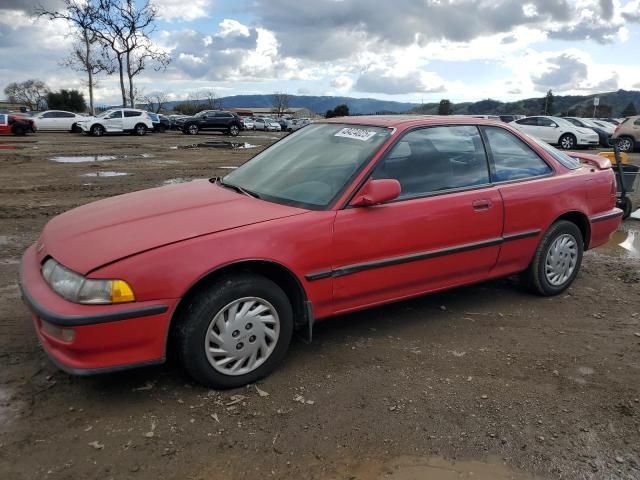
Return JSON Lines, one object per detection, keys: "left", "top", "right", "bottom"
{"left": 350, "top": 179, "right": 401, "bottom": 207}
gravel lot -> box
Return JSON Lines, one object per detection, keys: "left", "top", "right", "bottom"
{"left": 0, "top": 130, "right": 639, "bottom": 480}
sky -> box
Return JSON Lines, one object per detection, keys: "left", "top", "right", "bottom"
{"left": 1, "top": 0, "right": 640, "bottom": 106}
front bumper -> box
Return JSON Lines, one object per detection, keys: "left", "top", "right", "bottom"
{"left": 19, "top": 245, "right": 177, "bottom": 374}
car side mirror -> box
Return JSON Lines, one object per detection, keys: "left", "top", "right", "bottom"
{"left": 350, "top": 179, "right": 401, "bottom": 207}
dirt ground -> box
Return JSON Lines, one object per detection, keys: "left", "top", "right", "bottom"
{"left": 0, "top": 130, "right": 639, "bottom": 480}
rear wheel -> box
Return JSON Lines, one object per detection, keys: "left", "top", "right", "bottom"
{"left": 617, "top": 136, "right": 635, "bottom": 153}
{"left": 559, "top": 133, "right": 576, "bottom": 150}
{"left": 176, "top": 274, "right": 293, "bottom": 388}
{"left": 12, "top": 125, "right": 25, "bottom": 135}
{"left": 133, "top": 123, "right": 147, "bottom": 136}
{"left": 90, "top": 124, "right": 105, "bottom": 137}
{"left": 524, "top": 221, "right": 583, "bottom": 296}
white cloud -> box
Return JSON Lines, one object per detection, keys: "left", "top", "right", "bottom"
{"left": 153, "top": 0, "right": 213, "bottom": 21}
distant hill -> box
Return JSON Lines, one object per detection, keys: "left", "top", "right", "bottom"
{"left": 411, "top": 90, "right": 640, "bottom": 117}
{"left": 163, "top": 94, "right": 420, "bottom": 115}
{"left": 161, "top": 90, "right": 640, "bottom": 117}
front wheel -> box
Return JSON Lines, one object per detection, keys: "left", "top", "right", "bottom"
{"left": 90, "top": 124, "right": 105, "bottom": 137}
{"left": 229, "top": 124, "right": 240, "bottom": 137}
{"left": 558, "top": 133, "right": 576, "bottom": 150}
{"left": 12, "top": 125, "right": 26, "bottom": 135}
{"left": 524, "top": 221, "right": 583, "bottom": 296}
{"left": 186, "top": 124, "right": 199, "bottom": 135}
{"left": 176, "top": 274, "right": 293, "bottom": 388}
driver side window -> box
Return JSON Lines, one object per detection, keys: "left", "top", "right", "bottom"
{"left": 108, "top": 111, "right": 122, "bottom": 119}
{"left": 372, "top": 126, "right": 490, "bottom": 199}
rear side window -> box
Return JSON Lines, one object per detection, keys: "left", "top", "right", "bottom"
{"left": 634, "top": 119, "right": 640, "bottom": 126}
{"left": 516, "top": 117, "right": 537, "bottom": 126}
{"left": 537, "top": 117, "right": 556, "bottom": 127}
{"left": 483, "top": 127, "right": 552, "bottom": 181}
{"left": 58, "top": 112, "right": 75, "bottom": 118}
{"left": 529, "top": 136, "right": 580, "bottom": 169}
{"left": 124, "top": 110, "right": 141, "bottom": 117}
{"left": 372, "top": 125, "right": 490, "bottom": 199}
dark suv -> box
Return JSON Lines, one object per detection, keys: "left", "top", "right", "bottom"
{"left": 179, "top": 110, "right": 243, "bottom": 136}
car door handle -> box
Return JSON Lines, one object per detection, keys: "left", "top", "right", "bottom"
{"left": 472, "top": 199, "right": 492, "bottom": 211}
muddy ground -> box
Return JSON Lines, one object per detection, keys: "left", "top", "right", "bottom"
{"left": 0, "top": 131, "right": 639, "bottom": 480}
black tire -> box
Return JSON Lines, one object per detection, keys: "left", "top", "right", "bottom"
{"left": 619, "top": 197, "right": 633, "bottom": 219}
{"left": 617, "top": 136, "right": 635, "bottom": 153}
{"left": 558, "top": 133, "right": 576, "bottom": 150}
{"left": 133, "top": 123, "right": 147, "bottom": 136}
{"left": 229, "top": 124, "right": 240, "bottom": 137}
{"left": 524, "top": 220, "right": 583, "bottom": 296}
{"left": 90, "top": 124, "right": 105, "bottom": 137}
{"left": 185, "top": 124, "right": 199, "bottom": 135}
{"left": 176, "top": 274, "right": 294, "bottom": 389}
{"left": 12, "top": 125, "right": 26, "bottom": 136}
{"left": 157, "top": 125, "right": 166, "bottom": 133}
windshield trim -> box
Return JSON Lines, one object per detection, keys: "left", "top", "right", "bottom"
{"left": 222, "top": 122, "right": 395, "bottom": 211}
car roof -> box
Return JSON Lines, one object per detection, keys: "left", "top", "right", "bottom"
{"left": 322, "top": 115, "right": 506, "bottom": 129}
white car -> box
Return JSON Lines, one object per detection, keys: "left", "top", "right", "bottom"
{"left": 253, "top": 117, "right": 281, "bottom": 132}
{"left": 32, "top": 110, "right": 87, "bottom": 132}
{"left": 77, "top": 108, "right": 154, "bottom": 136}
{"left": 510, "top": 116, "right": 599, "bottom": 150}
{"left": 242, "top": 118, "right": 254, "bottom": 130}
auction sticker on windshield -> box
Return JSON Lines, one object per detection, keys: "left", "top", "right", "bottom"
{"left": 334, "top": 127, "right": 377, "bottom": 141}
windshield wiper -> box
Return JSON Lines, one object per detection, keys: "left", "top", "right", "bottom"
{"left": 214, "top": 177, "right": 261, "bottom": 199}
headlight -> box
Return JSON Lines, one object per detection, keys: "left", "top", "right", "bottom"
{"left": 41, "top": 258, "right": 135, "bottom": 304}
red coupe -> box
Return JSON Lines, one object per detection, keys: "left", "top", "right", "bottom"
{"left": 20, "top": 116, "right": 622, "bottom": 388}
{"left": 0, "top": 113, "right": 36, "bottom": 135}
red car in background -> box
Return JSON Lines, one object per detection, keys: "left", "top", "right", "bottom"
{"left": 20, "top": 116, "right": 621, "bottom": 388}
{"left": 0, "top": 113, "right": 36, "bottom": 135}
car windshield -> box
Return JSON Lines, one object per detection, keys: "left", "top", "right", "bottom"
{"left": 223, "top": 123, "right": 393, "bottom": 208}
{"left": 96, "top": 110, "right": 112, "bottom": 118}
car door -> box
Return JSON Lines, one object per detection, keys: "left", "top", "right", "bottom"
{"left": 103, "top": 110, "right": 123, "bottom": 131}
{"left": 36, "top": 112, "right": 57, "bottom": 130}
{"left": 536, "top": 117, "right": 559, "bottom": 143}
{"left": 480, "top": 126, "right": 554, "bottom": 274}
{"left": 56, "top": 111, "right": 76, "bottom": 130}
{"left": 331, "top": 125, "right": 504, "bottom": 314}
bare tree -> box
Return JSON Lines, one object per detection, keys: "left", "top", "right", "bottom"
{"left": 272, "top": 92, "right": 290, "bottom": 117}
{"left": 4, "top": 80, "right": 50, "bottom": 110}
{"left": 142, "top": 91, "right": 169, "bottom": 113}
{"left": 36, "top": 0, "right": 110, "bottom": 115}
{"left": 198, "top": 89, "right": 222, "bottom": 110}
{"left": 95, "top": 0, "right": 170, "bottom": 107}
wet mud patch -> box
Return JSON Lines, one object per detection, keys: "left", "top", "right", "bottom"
{"left": 50, "top": 153, "right": 154, "bottom": 163}
{"left": 82, "top": 171, "right": 130, "bottom": 177}
{"left": 594, "top": 226, "right": 640, "bottom": 259}
{"left": 177, "top": 141, "right": 257, "bottom": 150}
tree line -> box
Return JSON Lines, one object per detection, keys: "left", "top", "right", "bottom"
{"left": 4, "top": 0, "right": 170, "bottom": 114}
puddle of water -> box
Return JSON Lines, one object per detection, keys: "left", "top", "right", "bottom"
{"left": 50, "top": 153, "right": 153, "bottom": 163}
{"left": 333, "top": 455, "right": 537, "bottom": 480}
{"left": 51, "top": 155, "right": 116, "bottom": 163}
{"left": 177, "top": 141, "right": 258, "bottom": 150}
{"left": 596, "top": 228, "right": 640, "bottom": 259}
{"left": 218, "top": 166, "right": 238, "bottom": 170}
{"left": 163, "top": 178, "right": 193, "bottom": 185}
{"left": 82, "top": 171, "right": 129, "bottom": 177}
{"left": 631, "top": 209, "right": 640, "bottom": 220}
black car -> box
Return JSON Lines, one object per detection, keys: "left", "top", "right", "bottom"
{"left": 179, "top": 110, "right": 243, "bottom": 136}
{"left": 148, "top": 113, "right": 171, "bottom": 133}
{"left": 564, "top": 117, "right": 611, "bottom": 147}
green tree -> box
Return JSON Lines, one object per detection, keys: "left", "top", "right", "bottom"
{"left": 543, "top": 89, "right": 554, "bottom": 115}
{"left": 325, "top": 104, "right": 349, "bottom": 118}
{"left": 597, "top": 103, "right": 613, "bottom": 117}
{"left": 46, "top": 89, "right": 87, "bottom": 112}
{"left": 438, "top": 99, "right": 452, "bottom": 115}
{"left": 621, "top": 101, "right": 638, "bottom": 117}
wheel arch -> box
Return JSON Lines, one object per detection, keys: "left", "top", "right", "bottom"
{"left": 552, "top": 210, "right": 591, "bottom": 249}
{"left": 166, "top": 259, "right": 311, "bottom": 354}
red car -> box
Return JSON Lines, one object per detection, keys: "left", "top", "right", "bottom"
{"left": 0, "top": 113, "right": 36, "bottom": 135}
{"left": 20, "top": 117, "right": 622, "bottom": 388}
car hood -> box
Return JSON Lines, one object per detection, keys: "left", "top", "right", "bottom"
{"left": 41, "top": 180, "right": 308, "bottom": 274}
